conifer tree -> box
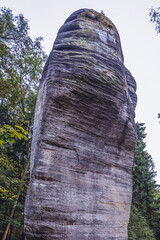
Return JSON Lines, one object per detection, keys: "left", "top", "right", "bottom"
{"left": 129, "top": 123, "right": 160, "bottom": 240}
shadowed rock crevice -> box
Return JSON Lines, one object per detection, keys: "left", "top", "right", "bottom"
{"left": 24, "top": 9, "right": 137, "bottom": 240}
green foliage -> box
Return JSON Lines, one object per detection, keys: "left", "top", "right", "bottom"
{"left": 0, "top": 125, "right": 29, "bottom": 200}
{"left": 132, "top": 123, "right": 157, "bottom": 215}
{"left": 0, "top": 7, "right": 47, "bottom": 126}
{"left": 128, "top": 206, "right": 156, "bottom": 240}
{"left": 0, "top": 7, "right": 47, "bottom": 240}
{"left": 0, "top": 125, "right": 29, "bottom": 239}
{"left": 128, "top": 123, "right": 160, "bottom": 240}
{"left": 0, "top": 125, "right": 28, "bottom": 147}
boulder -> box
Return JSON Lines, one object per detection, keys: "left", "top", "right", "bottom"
{"left": 24, "top": 9, "right": 137, "bottom": 240}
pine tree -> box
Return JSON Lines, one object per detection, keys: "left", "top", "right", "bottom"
{"left": 129, "top": 123, "right": 160, "bottom": 239}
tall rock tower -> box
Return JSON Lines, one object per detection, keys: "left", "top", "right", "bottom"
{"left": 24, "top": 9, "right": 137, "bottom": 240}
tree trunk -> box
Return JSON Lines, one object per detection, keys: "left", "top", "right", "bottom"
{"left": 2, "top": 158, "right": 30, "bottom": 240}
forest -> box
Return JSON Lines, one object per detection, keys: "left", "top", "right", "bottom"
{"left": 0, "top": 7, "right": 160, "bottom": 240}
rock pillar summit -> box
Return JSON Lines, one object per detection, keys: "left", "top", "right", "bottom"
{"left": 24, "top": 9, "right": 137, "bottom": 240}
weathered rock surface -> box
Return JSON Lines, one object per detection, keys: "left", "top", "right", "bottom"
{"left": 24, "top": 9, "right": 137, "bottom": 240}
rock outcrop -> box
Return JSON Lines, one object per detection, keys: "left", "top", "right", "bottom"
{"left": 24, "top": 9, "right": 137, "bottom": 240}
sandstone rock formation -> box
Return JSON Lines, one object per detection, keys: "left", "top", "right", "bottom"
{"left": 24, "top": 9, "right": 137, "bottom": 240}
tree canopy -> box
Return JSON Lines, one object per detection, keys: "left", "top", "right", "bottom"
{"left": 0, "top": 7, "right": 47, "bottom": 127}
{"left": 0, "top": 7, "right": 47, "bottom": 240}
{"left": 150, "top": 7, "right": 160, "bottom": 33}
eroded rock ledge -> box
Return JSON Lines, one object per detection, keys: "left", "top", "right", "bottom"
{"left": 24, "top": 9, "right": 137, "bottom": 240}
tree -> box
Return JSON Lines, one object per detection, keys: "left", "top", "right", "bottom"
{"left": 0, "top": 7, "right": 47, "bottom": 240}
{"left": 128, "top": 206, "right": 156, "bottom": 240}
{"left": 128, "top": 123, "right": 160, "bottom": 240}
{"left": 149, "top": 7, "right": 160, "bottom": 33}
{"left": 0, "top": 125, "right": 29, "bottom": 240}
{"left": 149, "top": 8, "right": 160, "bottom": 121}
{"left": 0, "top": 7, "right": 47, "bottom": 127}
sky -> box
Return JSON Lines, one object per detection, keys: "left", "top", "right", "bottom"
{"left": 1, "top": 0, "right": 160, "bottom": 183}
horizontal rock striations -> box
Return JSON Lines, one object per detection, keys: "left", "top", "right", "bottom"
{"left": 24, "top": 9, "right": 137, "bottom": 240}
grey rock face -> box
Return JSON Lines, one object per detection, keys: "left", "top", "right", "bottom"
{"left": 24, "top": 9, "right": 137, "bottom": 240}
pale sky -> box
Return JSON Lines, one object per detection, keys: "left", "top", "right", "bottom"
{"left": 1, "top": 0, "right": 160, "bottom": 183}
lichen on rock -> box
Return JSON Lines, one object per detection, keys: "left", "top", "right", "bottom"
{"left": 24, "top": 8, "right": 137, "bottom": 240}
